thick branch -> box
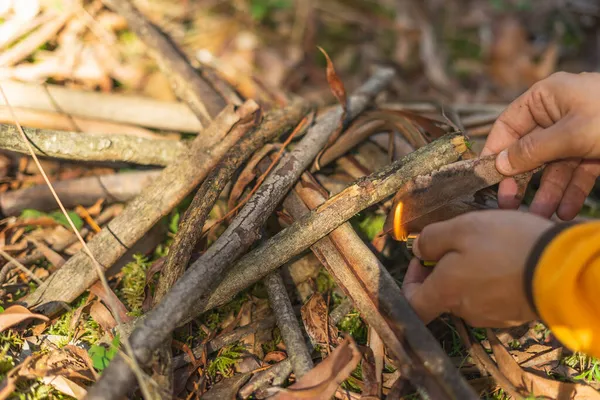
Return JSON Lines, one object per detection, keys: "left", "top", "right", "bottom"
{"left": 265, "top": 271, "right": 313, "bottom": 378}
{"left": 101, "top": 0, "right": 232, "bottom": 125}
{"left": 185, "top": 132, "right": 467, "bottom": 318}
{"left": 0, "top": 125, "right": 185, "bottom": 166}
{"left": 0, "top": 80, "right": 203, "bottom": 132}
{"left": 85, "top": 68, "right": 394, "bottom": 400}
{"left": 20, "top": 102, "right": 259, "bottom": 315}
{"left": 153, "top": 100, "right": 309, "bottom": 304}
{"left": 0, "top": 170, "right": 159, "bottom": 217}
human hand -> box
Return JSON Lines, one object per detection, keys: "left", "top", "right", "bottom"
{"left": 402, "top": 210, "right": 553, "bottom": 327}
{"left": 482, "top": 72, "right": 600, "bottom": 220}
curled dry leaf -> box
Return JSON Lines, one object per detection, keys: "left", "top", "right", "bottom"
{"left": 89, "top": 301, "right": 117, "bottom": 333}
{"left": 488, "top": 329, "right": 600, "bottom": 400}
{"left": 301, "top": 292, "right": 339, "bottom": 346}
{"left": 317, "top": 46, "right": 347, "bottom": 109}
{"left": 40, "top": 375, "right": 87, "bottom": 400}
{"left": 271, "top": 336, "right": 361, "bottom": 400}
{"left": 264, "top": 351, "right": 287, "bottom": 364}
{"left": 0, "top": 304, "right": 48, "bottom": 332}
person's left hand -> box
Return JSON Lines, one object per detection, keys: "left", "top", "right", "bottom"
{"left": 402, "top": 210, "right": 553, "bottom": 327}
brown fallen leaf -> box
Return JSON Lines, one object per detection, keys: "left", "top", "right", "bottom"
{"left": 0, "top": 304, "right": 48, "bottom": 332}
{"left": 88, "top": 282, "right": 131, "bottom": 324}
{"left": 317, "top": 46, "right": 347, "bottom": 109}
{"left": 301, "top": 292, "right": 339, "bottom": 347}
{"left": 270, "top": 336, "right": 361, "bottom": 399}
{"left": 89, "top": 301, "right": 117, "bottom": 333}
{"left": 264, "top": 351, "right": 287, "bottom": 364}
{"left": 40, "top": 375, "right": 86, "bottom": 399}
{"left": 488, "top": 329, "right": 600, "bottom": 400}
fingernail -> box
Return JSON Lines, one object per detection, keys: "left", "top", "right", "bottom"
{"left": 496, "top": 150, "right": 513, "bottom": 174}
{"left": 412, "top": 236, "right": 422, "bottom": 258}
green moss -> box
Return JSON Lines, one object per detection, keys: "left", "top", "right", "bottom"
{"left": 120, "top": 254, "right": 150, "bottom": 314}
{"left": 337, "top": 311, "right": 367, "bottom": 345}
{"left": 207, "top": 343, "right": 245, "bottom": 378}
{"left": 46, "top": 295, "right": 101, "bottom": 345}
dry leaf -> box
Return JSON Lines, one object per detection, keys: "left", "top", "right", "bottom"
{"left": 488, "top": 329, "right": 600, "bottom": 400}
{"left": 40, "top": 375, "right": 86, "bottom": 399}
{"left": 0, "top": 304, "right": 48, "bottom": 332}
{"left": 301, "top": 292, "right": 339, "bottom": 346}
{"left": 89, "top": 282, "right": 131, "bottom": 324}
{"left": 271, "top": 336, "right": 361, "bottom": 400}
{"left": 264, "top": 351, "right": 287, "bottom": 364}
{"left": 89, "top": 301, "right": 117, "bottom": 333}
{"left": 317, "top": 46, "right": 347, "bottom": 109}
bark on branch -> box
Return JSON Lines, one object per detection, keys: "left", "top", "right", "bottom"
{"left": 85, "top": 68, "right": 394, "bottom": 400}
{"left": 0, "top": 124, "right": 185, "bottom": 166}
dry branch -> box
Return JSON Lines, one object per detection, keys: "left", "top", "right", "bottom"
{"left": 185, "top": 132, "right": 467, "bottom": 319}
{"left": 154, "top": 100, "right": 309, "bottom": 303}
{"left": 265, "top": 271, "right": 314, "bottom": 378}
{"left": 0, "top": 80, "right": 203, "bottom": 132}
{"left": 0, "top": 106, "right": 161, "bottom": 138}
{"left": 0, "top": 170, "right": 159, "bottom": 216}
{"left": 20, "top": 102, "right": 259, "bottom": 315}
{"left": 101, "top": 0, "right": 234, "bottom": 126}
{"left": 0, "top": 125, "right": 185, "bottom": 166}
{"left": 85, "top": 68, "right": 394, "bottom": 400}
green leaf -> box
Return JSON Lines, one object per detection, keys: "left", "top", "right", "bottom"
{"left": 88, "top": 335, "right": 120, "bottom": 371}
{"left": 20, "top": 209, "right": 46, "bottom": 219}
{"left": 49, "top": 211, "right": 83, "bottom": 230}
{"left": 169, "top": 212, "right": 180, "bottom": 234}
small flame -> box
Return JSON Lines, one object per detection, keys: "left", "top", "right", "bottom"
{"left": 393, "top": 201, "right": 408, "bottom": 241}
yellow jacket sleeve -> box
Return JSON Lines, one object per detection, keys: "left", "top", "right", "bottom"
{"left": 527, "top": 222, "right": 600, "bottom": 358}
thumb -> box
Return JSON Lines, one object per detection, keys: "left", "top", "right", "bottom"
{"left": 402, "top": 258, "right": 442, "bottom": 324}
{"left": 496, "top": 121, "right": 573, "bottom": 175}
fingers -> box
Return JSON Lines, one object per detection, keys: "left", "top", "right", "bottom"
{"left": 558, "top": 160, "right": 600, "bottom": 220}
{"left": 413, "top": 217, "right": 469, "bottom": 261}
{"left": 495, "top": 122, "right": 576, "bottom": 175}
{"left": 497, "top": 178, "right": 522, "bottom": 209}
{"left": 402, "top": 258, "right": 445, "bottom": 324}
{"left": 529, "top": 159, "right": 580, "bottom": 218}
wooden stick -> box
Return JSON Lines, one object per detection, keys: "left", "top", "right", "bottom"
{"left": 19, "top": 102, "right": 259, "bottom": 315}
{"left": 85, "top": 68, "right": 394, "bottom": 400}
{"left": 265, "top": 271, "right": 314, "bottom": 377}
{"left": 0, "top": 124, "right": 186, "bottom": 166}
{"left": 0, "top": 170, "right": 159, "bottom": 217}
{"left": 0, "top": 80, "right": 203, "bottom": 132}
{"left": 101, "top": 0, "right": 234, "bottom": 126}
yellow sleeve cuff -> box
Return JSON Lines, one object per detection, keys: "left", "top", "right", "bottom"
{"left": 533, "top": 222, "right": 600, "bottom": 358}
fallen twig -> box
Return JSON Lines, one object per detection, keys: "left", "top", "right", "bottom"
{"left": 0, "top": 80, "right": 203, "bottom": 132}
{"left": 265, "top": 271, "right": 314, "bottom": 378}
{"left": 85, "top": 68, "right": 394, "bottom": 400}
{"left": 0, "top": 125, "right": 186, "bottom": 166}
{"left": 0, "top": 171, "right": 158, "bottom": 216}
{"left": 101, "top": 0, "right": 234, "bottom": 126}
{"left": 20, "top": 102, "right": 259, "bottom": 315}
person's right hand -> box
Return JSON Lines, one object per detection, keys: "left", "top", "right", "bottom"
{"left": 482, "top": 72, "right": 600, "bottom": 220}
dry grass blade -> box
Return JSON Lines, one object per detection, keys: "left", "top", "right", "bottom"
{"left": 0, "top": 85, "right": 153, "bottom": 400}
